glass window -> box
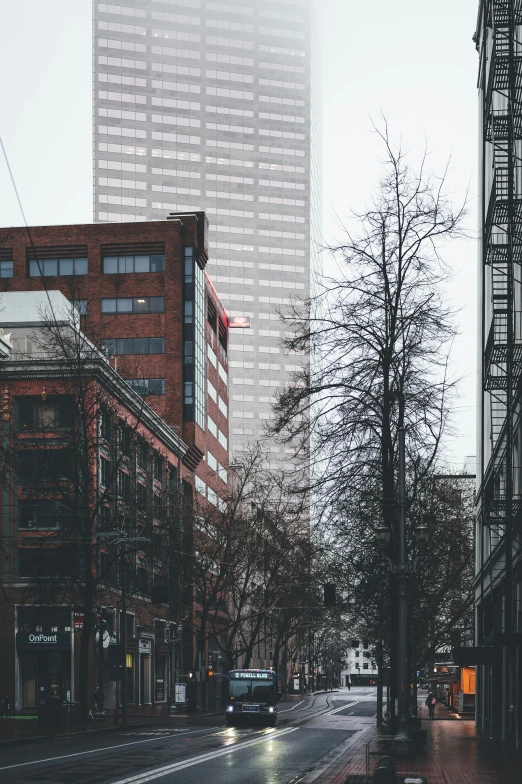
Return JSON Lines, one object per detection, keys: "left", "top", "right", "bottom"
{"left": 151, "top": 254, "right": 165, "bottom": 272}
{"left": 118, "top": 298, "right": 133, "bottom": 312}
{"left": 45, "top": 259, "right": 58, "bottom": 276}
{"left": 101, "top": 299, "right": 116, "bottom": 314}
{"left": 149, "top": 296, "right": 164, "bottom": 312}
{"left": 104, "top": 256, "right": 118, "bottom": 274}
{"left": 102, "top": 254, "right": 165, "bottom": 274}
{"left": 134, "top": 255, "right": 149, "bottom": 273}
{"left": 149, "top": 337, "right": 165, "bottom": 354}
{"left": 60, "top": 258, "right": 74, "bottom": 275}
{"left": 101, "top": 297, "right": 165, "bottom": 314}
{"left": 102, "top": 338, "right": 165, "bottom": 356}
{"left": 74, "top": 258, "right": 88, "bottom": 275}
{"left": 72, "top": 299, "right": 88, "bottom": 316}
{"left": 1, "top": 260, "right": 13, "bottom": 277}
{"left": 148, "top": 378, "right": 165, "bottom": 395}
{"left": 28, "top": 258, "right": 87, "bottom": 276}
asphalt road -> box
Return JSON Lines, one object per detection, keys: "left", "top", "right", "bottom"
{"left": 0, "top": 687, "right": 377, "bottom": 784}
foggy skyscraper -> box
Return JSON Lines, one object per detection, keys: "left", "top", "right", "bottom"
{"left": 93, "top": 0, "right": 321, "bottom": 463}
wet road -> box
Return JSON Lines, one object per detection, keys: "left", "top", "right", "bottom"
{"left": 0, "top": 687, "right": 377, "bottom": 784}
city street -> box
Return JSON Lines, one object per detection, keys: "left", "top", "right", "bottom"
{"left": 0, "top": 688, "right": 376, "bottom": 784}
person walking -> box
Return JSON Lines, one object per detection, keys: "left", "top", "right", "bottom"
{"left": 347, "top": 680, "right": 351, "bottom": 691}
{"left": 425, "top": 690, "right": 437, "bottom": 720}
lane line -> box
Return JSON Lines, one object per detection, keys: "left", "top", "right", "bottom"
{"left": 279, "top": 700, "right": 305, "bottom": 713}
{"left": 0, "top": 727, "right": 222, "bottom": 771}
{"left": 105, "top": 726, "right": 300, "bottom": 784}
{"left": 325, "top": 701, "right": 361, "bottom": 716}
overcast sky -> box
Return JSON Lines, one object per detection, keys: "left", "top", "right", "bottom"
{"left": 0, "top": 0, "right": 479, "bottom": 470}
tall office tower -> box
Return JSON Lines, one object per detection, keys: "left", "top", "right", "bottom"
{"left": 93, "top": 0, "right": 321, "bottom": 465}
{"left": 474, "top": 1, "right": 522, "bottom": 749}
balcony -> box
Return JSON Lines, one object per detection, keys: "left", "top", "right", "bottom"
{"left": 484, "top": 310, "right": 522, "bottom": 389}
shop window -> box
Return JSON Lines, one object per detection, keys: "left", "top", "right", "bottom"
{"left": 155, "top": 654, "right": 168, "bottom": 701}
{"left": 126, "top": 652, "right": 135, "bottom": 704}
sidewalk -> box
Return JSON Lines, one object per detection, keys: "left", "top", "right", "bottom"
{"left": 308, "top": 694, "right": 521, "bottom": 784}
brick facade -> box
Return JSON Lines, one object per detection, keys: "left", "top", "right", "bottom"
{"left": 0, "top": 214, "right": 229, "bottom": 503}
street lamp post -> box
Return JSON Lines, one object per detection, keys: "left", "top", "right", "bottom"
{"left": 375, "top": 428, "right": 429, "bottom": 759}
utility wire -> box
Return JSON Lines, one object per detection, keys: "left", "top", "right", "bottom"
{"left": 0, "top": 133, "right": 58, "bottom": 323}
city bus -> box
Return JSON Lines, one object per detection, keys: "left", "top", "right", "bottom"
{"left": 225, "top": 668, "right": 279, "bottom": 726}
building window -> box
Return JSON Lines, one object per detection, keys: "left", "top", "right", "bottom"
{"left": 102, "top": 254, "right": 165, "bottom": 274}
{"left": 16, "top": 396, "right": 74, "bottom": 431}
{"left": 18, "top": 499, "right": 70, "bottom": 530}
{"left": 118, "top": 470, "right": 131, "bottom": 499}
{"left": 154, "top": 453, "right": 165, "bottom": 483}
{"left": 101, "top": 337, "right": 165, "bottom": 355}
{"left": 126, "top": 378, "right": 166, "bottom": 396}
{"left": 207, "top": 297, "right": 217, "bottom": 331}
{"left": 72, "top": 299, "right": 88, "bottom": 316}
{"left": 182, "top": 247, "right": 206, "bottom": 429}
{"left": 0, "top": 260, "right": 13, "bottom": 277}
{"left": 101, "top": 296, "right": 165, "bottom": 314}
{"left": 28, "top": 258, "right": 88, "bottom": 277}
{"left": 363, "top": 663, "right": 369, "bottom": 670}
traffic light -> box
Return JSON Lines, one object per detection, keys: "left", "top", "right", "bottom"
{"left": 323, "top": 583, "right": 336, "bottom": 607}
{"left": 207, "top": 653, "right": 213, "bottom": 676}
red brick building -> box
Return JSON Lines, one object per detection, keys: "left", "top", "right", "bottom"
{"left": 0, "top": 214, "right": 230, "bottom": 716}
{"left": 0, "top": 213, "right": 229, "bottom": 500}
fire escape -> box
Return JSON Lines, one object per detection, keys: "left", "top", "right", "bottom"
{"left": 482, "top": 1, "right": 522, "bottom": 615}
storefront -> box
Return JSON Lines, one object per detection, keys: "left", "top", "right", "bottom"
{"left": 16, "top": 632, "right": 72, "bottom": 710}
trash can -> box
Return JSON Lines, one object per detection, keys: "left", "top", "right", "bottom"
{"left": 38, "top": 695, "right": 66, "bottom": 729}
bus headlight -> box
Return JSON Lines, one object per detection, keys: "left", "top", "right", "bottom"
{"left": 268, "top": 707, "right": 275, "bottom": 713}
{"left": 226, "top": 705, "right": 235, "bottom": 712}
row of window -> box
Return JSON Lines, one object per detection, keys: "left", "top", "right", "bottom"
{"left": 22, "top": 255, "right": 166, "bottom": 279}
{"left": 101, "top": 337, "right": 165, "bottom": 355}
{"left": 97, "top": 32, "right": 305, "bottom": 59}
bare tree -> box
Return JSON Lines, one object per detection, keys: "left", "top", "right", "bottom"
{"left": 271, "top": 121, "right": 466, "bottom": 523}
{"left": 269, "top": 121, "right": 468, "bottom": 713}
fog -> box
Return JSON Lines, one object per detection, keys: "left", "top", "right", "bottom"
{"left": 0, "top": 0, "right": 478, "bottom": 469}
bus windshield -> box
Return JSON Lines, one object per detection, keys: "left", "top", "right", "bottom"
{"left": 229, "top": 679, "right": 275, "bottom": 703}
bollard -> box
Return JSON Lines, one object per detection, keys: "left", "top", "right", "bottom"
{"left": 372, "top": 755, "right": 395, "bottom": 784}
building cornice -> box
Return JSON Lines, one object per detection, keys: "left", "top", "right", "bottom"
{"left": 2, "top": 355, "right": 188, "bottom": 459}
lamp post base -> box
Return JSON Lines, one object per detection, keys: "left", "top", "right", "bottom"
{"left": 390, "top": 732, "right": 416, "bottom": 759}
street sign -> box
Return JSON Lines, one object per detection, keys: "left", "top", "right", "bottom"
{"left": 96, "top": 630, "right": 110, "bottom": 648}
